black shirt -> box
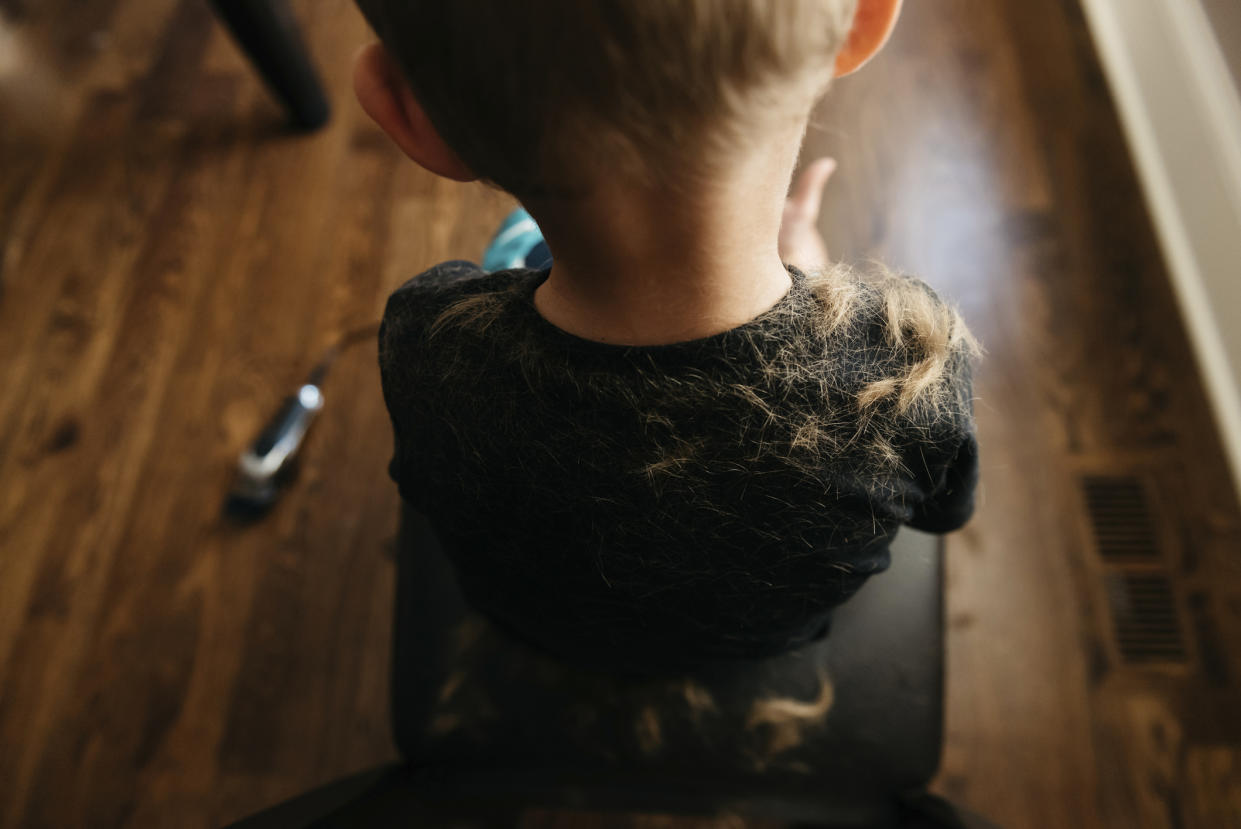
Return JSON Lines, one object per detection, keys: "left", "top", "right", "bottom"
{"left": 379, "top": 261, "right": 977, "bottom": 672}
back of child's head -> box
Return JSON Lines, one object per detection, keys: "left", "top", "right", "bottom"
{"left": 354, "top": 0, "right": 859, "bottom": 198}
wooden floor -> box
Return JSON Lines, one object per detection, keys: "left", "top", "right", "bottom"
{"left": 2, "top": 0, "right": 1240, "bottom": 826}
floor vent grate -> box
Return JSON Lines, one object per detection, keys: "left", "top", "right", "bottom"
{"left": 1104, "top": 571, "right": 1187, "bottom": 663}
{"left": 1082, "top": 475, "right": 1161, "bottom": 561}
{"left": 1081, "top": 473, "right": 1189, "bottom": 666}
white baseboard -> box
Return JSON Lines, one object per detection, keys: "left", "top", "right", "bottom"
{"left": 1080, "top": 0, "right": 1241, "bottom": 503}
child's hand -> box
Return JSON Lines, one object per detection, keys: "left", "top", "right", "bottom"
{"left": 779, "top": 157, "right": 836, "bottom": 270}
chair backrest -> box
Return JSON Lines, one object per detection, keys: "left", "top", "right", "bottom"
{"left": 390, "top": 505, "right": 945, "bottom": 825}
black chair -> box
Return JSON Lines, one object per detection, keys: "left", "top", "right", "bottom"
{"left": 210, "top": 0, "right": 330, "bottom": 130}
{"left": 230, "top": 504, "right": 998, "bottom": 827}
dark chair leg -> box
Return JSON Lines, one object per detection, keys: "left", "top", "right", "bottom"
{"left": 209, "top": 0, "right": 331, "bottom": 130}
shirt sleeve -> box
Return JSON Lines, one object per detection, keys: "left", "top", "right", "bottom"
{"left": 378, "top": 302, "right": 425, "bottom": 509}
{"left": 378, "top": 260, "right": 488, "bottom": 509}
{"left": 886, "top": 279, "right": 980, "bottom": 534}
{"left": 907, "top": 432, "right": 978, "bottom": 533}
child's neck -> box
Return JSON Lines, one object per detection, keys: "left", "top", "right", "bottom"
{"left": 527, "top": 126, "right": 804, "bottom": 346}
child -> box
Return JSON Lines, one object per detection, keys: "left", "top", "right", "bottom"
{"left": 354, "top": 0, "right": 978, "bottom": 673}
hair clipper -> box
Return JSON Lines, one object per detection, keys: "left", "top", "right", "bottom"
{"left": 225, "top": 323, "right": 379, "bottom": 520}
{"left": 226, "top": 380, "right": 324, "bottom": 517}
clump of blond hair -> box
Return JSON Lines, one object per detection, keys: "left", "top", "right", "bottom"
{"left": 431, "top": 611, "right": 838, "bottom": 772}
{"left": 810, "top": 265, "right": 982, "bottom": 419}
{"left": 355, "top": 0, "right": 859, "bottom": 196}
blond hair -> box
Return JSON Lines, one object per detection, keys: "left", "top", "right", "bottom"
{"left": 356, "top": 0, "right": 858, "bottom": 196}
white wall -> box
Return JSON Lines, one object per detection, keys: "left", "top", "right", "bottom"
{"left": 1080, "top": 0, "right": 1241, "bottom": 502}
{"left": 1199, "top": 0, "right": 1241, "bottom": 91}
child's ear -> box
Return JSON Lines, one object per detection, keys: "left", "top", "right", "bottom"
{"left": 834, "top": 0, "right": 904, "bottom": 77}
{"left": 352, "top": 42, "right": 477, "bottom": 182}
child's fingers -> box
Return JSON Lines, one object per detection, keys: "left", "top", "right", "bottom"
{"left": 787, "top": 157, "right": 837, "bottom": 220}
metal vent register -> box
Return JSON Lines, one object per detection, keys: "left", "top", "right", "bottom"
{"left": 1082, "top": 474, "right": 1188, "bottom": 665}
{"left": 1104, "top": 571, "right": 1187, "bottom": 663}
{"left": 1082, "top": 475, "right": 1161, "bottom": 561}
